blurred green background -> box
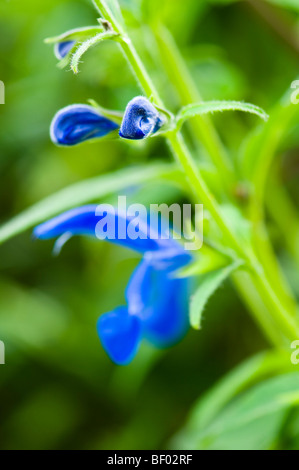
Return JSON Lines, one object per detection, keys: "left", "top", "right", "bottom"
{"left": 0, "top": 0, "right": 299, "bottom": 450}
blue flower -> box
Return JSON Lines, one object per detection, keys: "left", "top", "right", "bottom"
{"left": 119, "top": 96, "right": 165, "bottom": 140}
{"left": 34, "top": 205, "right": 191, "bottom": 365}
{"left": 98, "top": 261, "right": 189, "bottom": 364}
{"left": 50, "top": 105, "right": 119, "bottom": 146}
{"left": 54, "top": 40, "right": 76, "bottom": 60}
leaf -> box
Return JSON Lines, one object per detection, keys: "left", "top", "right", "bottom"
{"left": 175, "top": 240, "right": 232, "bottom": 279}
{"left": 189, "top": 259, "right": 243, "bottom": 329}
{"left": 93, "top": 0, "right": 124, "bottom": 26}
{"left": 176, "top": 101, "right": 269, "bottom": 130}
{"left": 175, "top": 372, "right": 299, "bottom": 450}
{"left": 172, "top": 350, "right": 289, "bottom": 448}
{"left": 208, "top": 0, "right": 299, "bottom": 11}
{"left": 71, "top": 31, "right": 120, "bottom": 74}
{"left": 220, "top": 204, "right": 252, "bottom": 243}
{"left": 44, "top": 26, "right": 104, "bottom": 44}
{"left": 265, "top": 0, "right": 299, "bottom": 12}
{"left": 104, "top": 0, "right": 124, "bottom": 24}
{"left": 0, "top": 164, "right": 181, "bottom": 245}
{"left": 208, "top": 0, "right": 299, "bottom": 9}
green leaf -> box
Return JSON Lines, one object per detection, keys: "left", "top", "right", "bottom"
{"left": 175, "top": 372, "right": 299, "bottom": 450}
{"left": 187, "top": 351, "right": 289, "bottom": 432}
{"left": 265, "top": 0, "right": 299, "bottom": 12}
{"left": 71, "top": 31, "right": 120, "bottom": 74}
{"left": 208, "top": 0, "right": 299, "bottom": 9}
{"left": 0, "top": 164, "right": 181, "bottom": 245}
{"left": 93, "top": 0, "right": 124, "bottom": 26}
{"left": 176, "top": 100, "right": 269, "bottom": 130}
{"left": 44, "top": 26, "right": 104, "bottom": 44}
{"left": 220, "top": 204, "right": 252, "bottom": 244}
{"left": 104, "top": 0, "right": 124, "bottom": 24}
{"left": 189, "top": 259, "right": 243, "bottom": 329}
{"left": 175, "top": 240, "right": 232, "bottom": 279}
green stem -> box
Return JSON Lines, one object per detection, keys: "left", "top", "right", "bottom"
{"left": 93, "top": 0, "right": 299, "bottom": 345}
{"left": 93, "top": 0, "right": 162, "bottom": 102}
{"left": 232, "top": 272, "right": 286, "bottom": 348}
{"left": 250, "top": 267, "right": 299, "bottom": 340}
{"left": 247, "top": 100, "right": 299, "bottom": 314}
{"left": 167, "top": 132, "right": 241, "bottom": 254}
{"left": 267, "top": 174, "right": 299, "bottom": 266}
{"left": 251, "top": 219, "right": 298, "bottom": 316}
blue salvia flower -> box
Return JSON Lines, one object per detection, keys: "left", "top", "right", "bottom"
{"left": 50, "top": 105, "right": 119, "bottom": 146}
{"left": 33, "top": 205, "right": 191, "bottom": 365}
{"left": 54, "top": 40, "right": 76, "bottom": 60}
{"left": 119, "top": 96, "right": 165, "bottom": 140}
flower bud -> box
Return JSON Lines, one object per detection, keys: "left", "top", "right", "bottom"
{"left": 50, "top": 104, "right": 119, "bottom": 146}
{"left": 119, "top": 96, "right": 165, "bottom": 140}
{"left": 54, "top": 40, "right": 76, "bottom": 60}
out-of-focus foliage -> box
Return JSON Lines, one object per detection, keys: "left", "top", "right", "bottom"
{"left": 1, "top": 0, "right": 299, "bottom": 450}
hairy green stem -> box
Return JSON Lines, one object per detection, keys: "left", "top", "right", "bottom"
{"left": 93, "top": 0, "right": 162, "bottom": 102}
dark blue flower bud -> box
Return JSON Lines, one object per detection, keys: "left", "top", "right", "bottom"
{"left": 50, "top": 104, "right": 119, "bottom": 146}
{"left": 54, "top": 40, "right": 76, "bottom": 60}
{"left": 119, "top": 96, "right": 165, "bottom": 140}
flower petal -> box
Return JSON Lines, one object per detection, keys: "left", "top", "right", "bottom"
{"left": 143, "top": 274, "right": 189, "bottom": 347}
{"left": 97, "top": 307, "right": 142, "bottom": 365}
{"left": 126, "top": 260, "right": 189, "bottom": 347}
{"left": 33, "top": 205, "right": 180, "bottom": 254}
{"left": 50, "top": 104, "right": 119, "bottom": 146}
{"left": 33, "top": 205, "right": 100, "bottom": 240}
{"left": 119, "top": 96, "right": 165, "bottom": 140}
{"left": 54, "top": 40, "right": 76, "bottom": 60}
{"left": 126, "top": 260, "right": 153, "bottom": 316}
{"left": 144, "top": 248, "right": 192, "bottom": 272}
